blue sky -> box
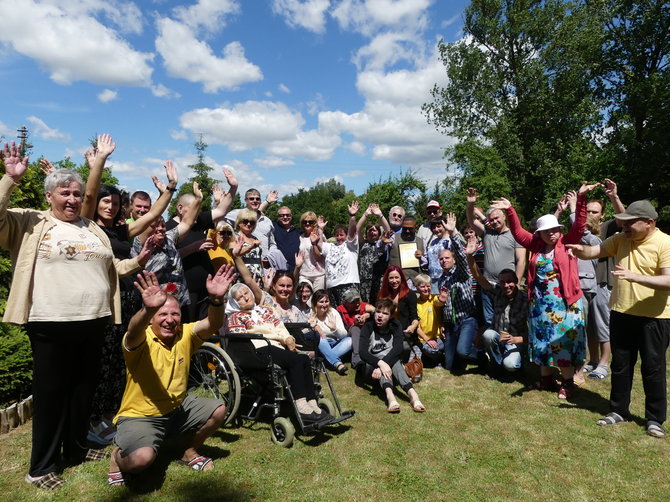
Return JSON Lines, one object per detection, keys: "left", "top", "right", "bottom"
{"left": 0, "top": 0, "right": 468, "bottom": 202}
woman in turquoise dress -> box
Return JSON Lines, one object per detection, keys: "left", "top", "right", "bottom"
{"left": 491, "top": 182, "right": 598, "bottom": 399}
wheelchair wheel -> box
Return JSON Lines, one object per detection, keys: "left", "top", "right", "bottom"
{"left": 188, "top": 342, "right": 241, "bottom": 426}
{"left": 318, "top": 397, "right": 337, "bottom": 417}
{"left": 271, "top": 417, "right": 295, "bottom": 447}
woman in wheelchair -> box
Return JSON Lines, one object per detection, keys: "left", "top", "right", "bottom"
{"left": 225, "top": 282, "right": 332, "bottom": 424}
{"left": 359, "top": 298, "right": 426, "bottom": 413}
{"left": 309, "top": 289, "right": 352, "bottom": 375}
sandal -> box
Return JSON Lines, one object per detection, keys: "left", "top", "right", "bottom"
{"left": 596, "top": 412, "right": 627, "bottom": 426}
{"left": 386, "top": 401, "right": 400, "bottom": 413}
{"left": 107, "top": 471, "right": 128, "bottom": 486}
{"left": 588, "top": 365, "right": 609, "bottom": 380}
{"left": 583, "top": 362, "right": 597, "bottom": 374}
{"left": 335, "top": 363, "right": 348, "bottom": 376}
{"left": 557, "top": 378, "right": 576, "bottom": 400}
{"left": 410, "top": 400, "right": 426, "bottom": 413}
{"left": 176, "top": 455, "right": 213, "bottom": 471}
{"left": 25, "top": 472, "right": 65, "bottom": 490}
{"left": 646, "top": 421, "right": 665, "bottom": 438}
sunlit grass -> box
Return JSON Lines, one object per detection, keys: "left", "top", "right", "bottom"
{"left": 1, "top": 360, "right": 669, "bottom": 502}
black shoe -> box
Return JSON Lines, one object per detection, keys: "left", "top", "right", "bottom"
{"left": 299, "top": 412, "right": 323, "bottom": 424}
{"left": 477, "top": 351, "right": 490, "bottom": 374}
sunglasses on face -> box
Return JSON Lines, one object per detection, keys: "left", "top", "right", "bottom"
{"left": 247, "top": 197, "right": 261, "bottom": 201}
{"left": 218, "top": 230, "right": 233, "bottom": 236}
{"left": 391, "top": 213, "right": 403, "bottom": 218}
{"left": 302, "top": 220, "right": 316, "bottom": 225}
{"left": 241, "top": 219, "right": 256, "bottom": 226}
{"left": 278, "top": 214, "right": 292, "bottom": 218}
{"left": 427, "top": 208, "right": 440, "bottom": 214}
{"left": 402, "top": 227, "right": 415, "bottom": 232}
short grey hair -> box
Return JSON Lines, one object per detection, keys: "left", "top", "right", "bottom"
{"left": 44, "top": 169, "right": 84, "bottom": 194}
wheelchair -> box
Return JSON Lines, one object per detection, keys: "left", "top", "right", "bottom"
{"left": 187, "top": 323, "right": 354, "bottom": 447}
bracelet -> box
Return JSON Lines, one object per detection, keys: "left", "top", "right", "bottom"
{"left": 167, "top": 186, "right": 177, "bottom": 192}
{"left": 209, "top": 297, "right": 224, "bottom": 307}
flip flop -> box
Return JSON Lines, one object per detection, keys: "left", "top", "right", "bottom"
{"left": 107, "top": 471, "right": 128, "bottom": 486}
{"left": 176, "top": 455, "right": 213, "bottom": 471}
{"left": 589, "top": 365, "right": 610, "bottom": 380}
{"left": 386, "top": 401, "right": 400, "bottom": 413}
{"left": 411, "top": 400, "right": 426, "bottom": 413}
{"left": 596, "top": 412, "right": 627, "bottom": 426}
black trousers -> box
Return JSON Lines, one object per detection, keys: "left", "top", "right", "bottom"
{"left": 26, "top": 317, "right": 108, "bottom": 476}
{"left": 610, "top": 311, "right": 670, "bottom": 423}
{"left": 256, "top": 346, "right": 316, "bottom": 401}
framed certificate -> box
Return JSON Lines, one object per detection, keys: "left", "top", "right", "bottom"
{"left": 398, "top": 243, "right": 420, "bottom": 269}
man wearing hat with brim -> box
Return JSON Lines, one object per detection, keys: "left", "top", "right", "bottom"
{"left": 567, "top": 200, "right": 670, "bottom": 438}
{"left": 417, "top": 200, "right": 444, "bottom": 249}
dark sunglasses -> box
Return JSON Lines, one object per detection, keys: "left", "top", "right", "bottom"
{"left": 427, "top": 208, "right": 440, "bottom": 214}
{"left": 278, "top": 213, "right": 292, "bottom": 218}
{"left": 302, "top": 220, "right": 316, "bottom": 225}
{"left": 401, "top": 226, "right": 415, "bottom": 231}
{"left": 241, "top": 219, "right": 257, "bottom": 225}
{"left": 218, "top": 230, "right": 233, "bottom": 236}
{"left": 391, "top": 212, "right": 403, "bottom": 218}
{"left": 246, "top": 196, "right": 261, "bottom": 201}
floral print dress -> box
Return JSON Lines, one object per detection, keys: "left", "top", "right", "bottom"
{"left": 529, "top": 252, "right": 586, "bottom": 367}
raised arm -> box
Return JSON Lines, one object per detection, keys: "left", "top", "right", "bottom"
{"left": 194, "top": 264, "right": 237, "bottom": 339}
{"left": 604, "top": 178, "right": 625, "bottom": 215}
{"left": 232, "top": 235, "right": 264, "bottom": 304}
{"left": 347, "top": 200, "right": 359, "bottom": 240}
{"left": 491, "top": 198, "right": 533, "bottom": 249}
{"left": 127, "top": 160, "right": 178, "bottom": 238}
{"left": 211, "top": 167, "right": 238, "bottom": 221}
{"left": 466, "top": 188, "right": 486, "bottom": 236}
{"left": 465, "top": 235, "right": 493, "bottom": 291}
{"left": 126, "top": 271, "right": 167, "bottom": 350}
{"left": 258, "top": 189, "right": 278, "bottom": 214}
{"left": 356, "top": 204, "right": 372, "bottom": 242}
{"left": 80, "top": 133, "right": 116, "bottom": 219}
{"left": 176, "top": 182, "right": 203, "bottom": 239}
{"left": 0, "top": 142, "right": 29, "bottom": 240}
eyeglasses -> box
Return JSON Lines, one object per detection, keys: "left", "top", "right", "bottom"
{"left": 401, "top": 227, "right": 415, "bottom": 232}
{"left": 278, "top": 213, "right": 292, "bottom": 218}
{"left": 302, "top": 220, "right": 316, "bottom": 225}
{"left": 246, "top": 197, "right": 261, "bottom": 201}
{"left": 427, "top": 208, "right": 440, "bottom": 214}
{"left": 391, "top": 213, "right": 403, "bottom": 218}
{"left": 241, "top": 219, "right": 257, "bottom": 226}
{"left": 218, "top": 230, "right": 233, "bottom": 236}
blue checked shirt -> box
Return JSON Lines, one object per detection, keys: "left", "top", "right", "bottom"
{"left": 437, "top": 236, "right": 476, "bottom": 326}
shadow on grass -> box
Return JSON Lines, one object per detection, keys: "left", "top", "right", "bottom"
{"left": 104, "top": 476, "right": 255, "bottom": 502}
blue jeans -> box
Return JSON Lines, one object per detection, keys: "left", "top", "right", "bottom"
{"left": 481, "top": 329, "right": 522, "bottom": 372}
{"left": 318, "top": 337, "right": 352, "bottom": 367}
{"left": 481, "top": 290, "right": 494, "bottom": 329}
{"left": 443, "top": 317, "right": 478, "bottom": 370}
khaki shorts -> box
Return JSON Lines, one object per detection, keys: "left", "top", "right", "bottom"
{"left": 114, "top": 395, "right": 224, "bottom": 456}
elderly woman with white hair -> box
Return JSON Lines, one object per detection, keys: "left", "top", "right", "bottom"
{"left": 490, "top": 182, "right": 599, "bottom": 399}
{"left": 0, "top": 142, "right": 144, "bottom": 489}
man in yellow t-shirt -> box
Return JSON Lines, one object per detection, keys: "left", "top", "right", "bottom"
{"left": 108, "top": 265, "right": 236, "bottom": 485}
{"left": 568, "top": 200, "right": 670, "bottom": 438}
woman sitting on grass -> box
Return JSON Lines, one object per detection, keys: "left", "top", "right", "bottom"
{"left": 309, "top": 289, "right": 351, "bottom": 375}
{"left": 358, "top": 298, "right": 426, "bottom": 413}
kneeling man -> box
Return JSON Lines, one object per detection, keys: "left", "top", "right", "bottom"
{"left": 108, "top": 265, "right": 236, "bottom": 485}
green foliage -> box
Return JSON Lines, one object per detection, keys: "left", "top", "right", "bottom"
{"left": 0, "top": 323, "right": 32, "bottom": 407}
{"left": 358, "top": 170, "right": 427, "bottom": 218}
{"left": 169, "top": 137, "right": 217, "bottom": 216}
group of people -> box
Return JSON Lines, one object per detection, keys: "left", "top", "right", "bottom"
{"left": 1, "top": 133, "right": 668, "bottom": 491}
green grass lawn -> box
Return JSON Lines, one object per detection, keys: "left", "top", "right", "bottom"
{"left": 2, "top": 363, "right": 670, "bottom": 502}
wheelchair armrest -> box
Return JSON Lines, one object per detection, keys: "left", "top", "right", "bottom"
{"left": 225, "top": 332, "right": 265, "bottom": 340}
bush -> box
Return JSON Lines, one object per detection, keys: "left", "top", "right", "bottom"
{"left": 0, "top": 323, "right": 32, "bottom": 407}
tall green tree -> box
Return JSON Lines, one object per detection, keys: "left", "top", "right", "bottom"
{"left": 423, "top": 0, "right": 604, "bottom": 219}
{"left": 169, "top": 137, "right": 217, "bottom": 215}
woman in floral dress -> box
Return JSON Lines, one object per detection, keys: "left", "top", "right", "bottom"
{"left": 491, "top": 182, "right": 599, "bottom": 398}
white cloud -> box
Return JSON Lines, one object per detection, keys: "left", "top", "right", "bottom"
{"left": 170, "top": 129, "right": 188, "bottom": 141}
{"left": 346, "top": 141, "right": 366, "bottom": 155}
{"left": 180, "top": 100, "right": 342, "bottom": 161}
{"left": 0, "top": 121, "right": 15, "bottom": 138}
{"left": 97, "top": 89, "right": 118, "bottom": 103}
{"left": 151, "top": 83, "right": 181, "bottom": 99}
{"left": 332, "top": 0, "right": 431, "bottom": 36}
{"left": 0, "top": 0, "right": 153, "bottom": 86}
{"left": 342, "top": 169, "right": 366, "bottom": 177}
{"left": 26, "top": 116, "right": 71, "bottom": 142}
{"left": 155, "top": 17, "right": 263, "bottom": 93}
{"left": 278, "top": 83, "right": 291, "bottom": 94}
{"left": 172, "top": 0, "right": 239, "bottom": 35}
{"left": 353, "top": 31, "right": 420, "bottom": 70}
{"left": 272, "top": 0, "right": 330, "bottom": 34}
{"left": 254, "top": 156, "right": 295, "bottom": 168}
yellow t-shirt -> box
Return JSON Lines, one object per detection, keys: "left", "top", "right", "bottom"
{"left": 114, "top": 322, "right": 202, "bottom": 422}
{"left": 417, "top": 294, "right": 444, "bottom": 340}
{"left": 602, "top": 229, "right": 670, "bottom": 318}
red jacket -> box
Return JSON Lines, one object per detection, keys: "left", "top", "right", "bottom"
{"left": 506, "top": 195, "right": 586, "bottom": 307}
